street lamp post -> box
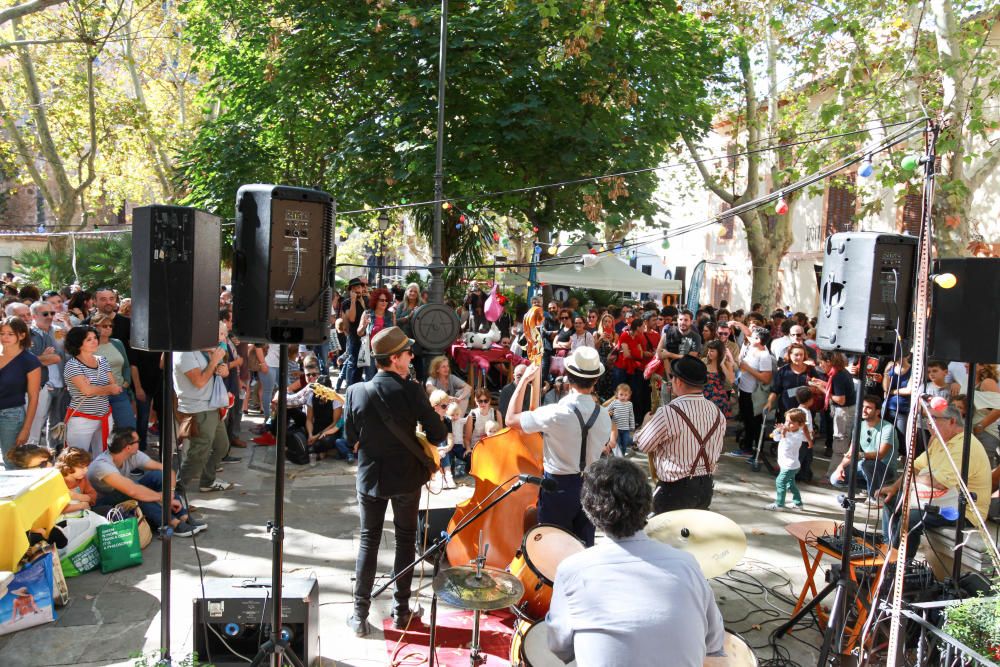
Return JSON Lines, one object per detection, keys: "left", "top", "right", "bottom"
{"left": 427, "top": 0, "right": 448, "bottom": 305}
{"left": 377, "top": 211, "right": 390, "bottom": 288}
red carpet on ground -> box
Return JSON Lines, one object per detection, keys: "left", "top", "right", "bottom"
{"left": 382, "top": 609, "right": 517, "bottom": 667}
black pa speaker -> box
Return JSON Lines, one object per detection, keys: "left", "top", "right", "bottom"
{"left": 193, "top": 576, "right": 319, "bottom": 667}
{"left": 131, "top": 205, "right": 221, "bottom": 352}
{"left": 929, "top": 257, "right": 1000, "bottom": 363}
{"left": 232, "top": 184, "right": 335, "bottom": 345}
{"left": 417, "top": 507, "right": 456, "bottom": 562}
{"left": 816, "top": 232, "right": 918, "bottom": 356}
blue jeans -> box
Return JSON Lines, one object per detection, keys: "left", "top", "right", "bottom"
{"left": 109, "top": 391, "right": 136, "bottom": 430}
{"left": 832, "top": 459, "right": 894, "bottom": 497}
{"left": 616, "top": 429, "right": 633, "bottom": 456}
{"left": 883, "top": 495, "right": 959, "bottom": 561}
{"left": 0, "top": 405, "right": 26, "bottom": 467}
{"left": 135, "top": 396, "right": 151, "bottom": 452}
{"left": 539, "top": 473, "right": 594, "bottom": 547}
{"left": 260, "top": 367, "right": 278, "bottom": 419}
{"left": 96, "top": 470, "right": 183, "bottom": 529}
{"left": 340, "top": 336, "right": 361, "bottom": 389}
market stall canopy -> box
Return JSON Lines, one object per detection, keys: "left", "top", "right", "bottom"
{"left": 505, "top": 238, "right": 682, "bottom": 295}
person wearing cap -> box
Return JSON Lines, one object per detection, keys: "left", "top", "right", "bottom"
{"left": 506, "top": 346, "right": 613, "bottom": 546}
{"left": 635, "top": 356, "right": 726, "bottom": 514}
{"left": 344, "top": 326, "right": 448, "bottom": 637}
{"left": 339, "top": 277, "right": 369, "bottom": 388}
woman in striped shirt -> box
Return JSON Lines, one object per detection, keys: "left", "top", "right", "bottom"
{"left": 63, "top": 326, "right": 122, "bottom": 456}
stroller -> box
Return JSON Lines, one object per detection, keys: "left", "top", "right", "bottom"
{"left": 749, "top": 408, "right": 777, "bottom": 474}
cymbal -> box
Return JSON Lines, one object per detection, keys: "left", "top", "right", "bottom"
{"left": 645, "top": 509, "right": 747, "bottom": 579}
{"left": 433, "top": 565, "right": 525, "bottom": 611}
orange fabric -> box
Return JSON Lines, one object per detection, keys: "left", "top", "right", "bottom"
{"left": 66, "top": 409, "right": 111, "bottom": 452}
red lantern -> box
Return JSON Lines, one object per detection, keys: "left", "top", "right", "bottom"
{"left": 532, "top": 226, "right": 539, "bottom": 233}
{"left": 493, "top": 232, "right": 501, "bottom": 242}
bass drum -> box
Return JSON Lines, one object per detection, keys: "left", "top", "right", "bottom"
{"left": 508, "top": 524, "right": 585, "bottom": 621}
{"left": 509, "top": 620, "right": 576, "bottom": 667}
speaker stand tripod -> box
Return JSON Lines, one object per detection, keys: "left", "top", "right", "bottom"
{"left": 248, "top": 346, "right": 304, "bottom": 667}
{"left": 775, "top": 354, "right": 870, "bottom": 662}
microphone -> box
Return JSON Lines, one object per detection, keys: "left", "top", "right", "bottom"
{"left": 519, "top": 474, "right": 558, "bottom": 492}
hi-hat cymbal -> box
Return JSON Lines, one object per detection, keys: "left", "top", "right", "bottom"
{"left": 645, "top": 509, "right": 747, "bottom": 578}
{"left": 433, "top": 565, "right": 525, "bottom": 611}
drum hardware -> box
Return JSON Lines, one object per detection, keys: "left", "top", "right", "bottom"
{"left": 370, "top": 475, "right": 535, "bottom": 667}
{"left": 644, "top": 510, "right": 748, "bottom": 579}
{"left": 432, "top": 532, "right": 524, "bottom": 666}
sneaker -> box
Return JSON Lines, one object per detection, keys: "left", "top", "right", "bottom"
{"left": 791, "top": 503, "right": 804, "bottom": 511}
{"left": 764, "top": 503, "right": 784, "bottom": 511}
{"left": 346, "top": 613, "right": 370, "bottom": 638}
{"left": 199, "top": 479, "right": 235, "bottom": 492}
{"left": 222, "top": 455, "right": 242, "bottom": 463}
{"left": 187, "top": 517, "right": 208, "bottom": 534}
{"left": 253, "top": 432, "right": 276, "bottom": 446}
{"left": 392, "top": 606, "right": 423, "bottom": 630}
{"left": 216, "top": 466, "right": 224, "bottom": 472}
{"left": 174, "top": 521, "right": 198, "bottom": 537}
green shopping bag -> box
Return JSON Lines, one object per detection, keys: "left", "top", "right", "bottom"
{"left": 96, "top": 517, "right": 143, "bottom": 574}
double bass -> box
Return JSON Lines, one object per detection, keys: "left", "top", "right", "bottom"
{"left": 445, "top": 306, "right": 547, "bottom": 568}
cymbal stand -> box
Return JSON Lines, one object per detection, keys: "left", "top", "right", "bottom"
{"left": 469, "top": 532, "right": 489, "bottom": 667}
{"left": 371, "top": 477, "right": 530, "bottom": 667}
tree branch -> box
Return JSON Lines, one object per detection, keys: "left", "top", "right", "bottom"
{"left": 968, "top": 139, "right": 1000, "bottom": 193}
{"left": 0, "top": 0, "right": 68, "bottom": 26}
{"left": 682, "top": 134, "right": 735, "bottom": 204}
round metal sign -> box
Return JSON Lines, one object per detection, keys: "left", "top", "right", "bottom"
{"left": 412, "top": 303, "right": 461, "bottom": 353}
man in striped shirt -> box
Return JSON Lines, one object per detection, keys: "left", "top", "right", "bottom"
{"left": 635, "top": 356, "right": 726, "bottom": 515}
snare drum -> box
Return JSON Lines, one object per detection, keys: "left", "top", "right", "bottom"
{"left": 508, "top": 524, "right": 585, "bottom": 621}
{"left": 703, "top": 632, "right": 757, "bottom": 667}
{"left": 509, "top": 620, "right": 576, "bottom": 667}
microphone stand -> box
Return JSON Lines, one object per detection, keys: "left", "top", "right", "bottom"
{"left": 371, "top": 478, "right": 533, "bottom": 667}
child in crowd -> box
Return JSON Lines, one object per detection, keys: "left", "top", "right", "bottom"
{"left": 55, "top": 447, "right": 97, "bottom": 512}
{"left": 766, "top": 408, "right": 808, "bottom": 511}
{"left": 484, "top": 420, "right": 500, "bottom": 438}
{"left": 446, "top": 402, "right": 469, "bottom": 478}
{"left": 793, "top": 386, "right": 816, "bottom": 483}
{"left": 7, "top": 444, "right": 54, "bottom": 470}
{"left": 429, "top": 390, "right": 457, "bottom": 489}
{"left": 605, "top": 384, "right": 636, "bottom": 456}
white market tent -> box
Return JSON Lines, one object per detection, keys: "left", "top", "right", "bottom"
{"left": 506, "top": 238, "right": 682, "bottom": 295}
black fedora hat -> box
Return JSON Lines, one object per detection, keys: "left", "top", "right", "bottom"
{"left": 670, "top": 356, "right": 708, "bottom": 387}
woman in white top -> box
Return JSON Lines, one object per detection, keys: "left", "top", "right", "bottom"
{"left": 464, "top": 388, "right": 500, "bottom": 448}
{"left": 569, "top": 315, "right": 595, "bottom": 351}
{"left": 731, "top": 323, "right": 774, "bottom": 455}
{"left": 426, "top": 355, "right": 471, "bottom": 415}
{"left": 63, "top": 325, "right": 121, "bottom": 456}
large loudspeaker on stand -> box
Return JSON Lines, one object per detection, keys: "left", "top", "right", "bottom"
{"left": 816, "top": 232, "right": 918, "bottom": 355}
{"left": 929, "top": 257, "right": 1000, "bottom": 363}
{"left": 232, "top": 184, "right": 335, "bottom": 345}
{"left": 131, "top": 205, "right": 221, "bottom": 352}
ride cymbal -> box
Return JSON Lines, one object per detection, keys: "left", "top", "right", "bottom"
{"left": 645, "top": 509, "right": 747, "bottom": 578}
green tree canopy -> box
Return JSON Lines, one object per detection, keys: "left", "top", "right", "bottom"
{"left": 178, "top": 0, "right": 727, "bottom": 279}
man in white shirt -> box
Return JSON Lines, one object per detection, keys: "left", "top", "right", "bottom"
{"left": 507, "top": 347, "right": 612, "bottom": 546}
{"left": 28, "top": 301, "right": 64, "bottom": 446}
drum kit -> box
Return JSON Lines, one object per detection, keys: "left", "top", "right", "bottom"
{"left": 431, "top": 509, "right": 757, "bottom": 667}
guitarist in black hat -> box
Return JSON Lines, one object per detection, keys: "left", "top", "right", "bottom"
{"left": 344, "top": 326, "right": 447, "bottom": 637}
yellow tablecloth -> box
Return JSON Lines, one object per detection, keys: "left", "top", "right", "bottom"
{"left": 0, "top": 469, "right": 70, "bottom": 572}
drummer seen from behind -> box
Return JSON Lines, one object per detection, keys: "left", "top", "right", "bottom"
{"left": 506, "top": 346, "right": 612, "bottom": 547}
{"left": 546, "top": 457, "right": 725, "bottom": 667}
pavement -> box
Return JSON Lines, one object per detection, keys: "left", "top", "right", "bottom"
{"left": 0, "top": 413, "right": 887, "bottom": 667}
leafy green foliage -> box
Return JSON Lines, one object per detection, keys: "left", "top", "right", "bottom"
{"left": 178, "top": 0, "right": 726, "bottom": 259}
{"left": 14, "top": 235, "right": 133, "bottom": 294}
{"left": 943, "top": 595, "right": 1000, "bottom": 661}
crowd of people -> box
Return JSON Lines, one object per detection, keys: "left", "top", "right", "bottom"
{"left": 3, "top": 270, "right": 999, "bottom": 665}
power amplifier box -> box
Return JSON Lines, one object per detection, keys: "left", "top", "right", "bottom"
{"left": 192, "top": 576, "right": 319, "bottom": 666}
